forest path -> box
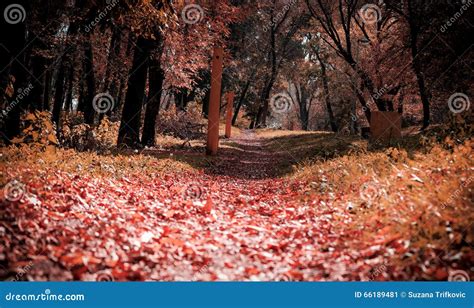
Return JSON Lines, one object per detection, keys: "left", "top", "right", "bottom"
{"left": 203, "top": 129, "right": 293, "bottom": 179}
{"left": 2, "top": 130, "right": 364, "bottom": 282}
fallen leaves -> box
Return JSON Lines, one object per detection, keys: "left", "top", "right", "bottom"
{"left": 1, "top": 132, "right": 472, "bottom": 282}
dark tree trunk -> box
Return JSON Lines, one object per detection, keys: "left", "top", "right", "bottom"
{"left": 52, "top": 61, "right": 66, "bottom": 128}
{"left": 43, "top": 67, "right": 52, "bottom": 111}
{"left": 293, "top": 83, "right": 310, "bottom": 131}
{"left": 77, "top": 67, "right": 87, "bottom": 113}
{"left": 83, "top": 37, "right": 96, "bottom": 125}
{"left": 202, "top": 89, "right": 210, "bottom": 117}
{"left": 356, "top": 90, "right": 371, "bottom": 123}
{"left": 232, "top": 78, "right": 251, "bottom": 125}
{"left": 117, "top": 37, "right": 151, "bottom": 147}
{"left": 141, "top": 60, "right": 164, "bottom": 146}
{"left": 103, "top": 27, "right": 121, "bottom": 93}
{"left": 317, "top": 53, "right": 337, "bottom": 132}
{"left": 407, "top": 1, "right": 430, "bottom": 129}
{"left": 100, "top": 26, "right": 122, "bottom": 123}
{"left": 64, "top": 67, "right": 74, "bottom": 112}
{"left": 257, "top": 74, "right": 276, "bottom": 127}
{"left": 1, "top": 0, "right": 29, "bottom": 141}
{"left": 27, "top": 56, "right": 48, "bottom": 110}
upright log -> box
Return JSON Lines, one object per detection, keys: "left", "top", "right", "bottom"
{"left": 206, "top": 47, "right": 224, "bottom": 156}
{"left": 225, "top": 91, "right": 235, "bottom": 138}
{"left": 370, "top": 111, "right": 402, "bottom": 142}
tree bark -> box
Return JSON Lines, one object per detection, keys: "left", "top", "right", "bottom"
{"left": 232, "top": 79, "right": 251, "bottom": 125}
{"left": 141, "top": 58, "right": 165, "bottom": 146}
{"left": 1, "top": 0, "right": 29, "bottom": 141}
{"left": 64, "top": 66, "right": 74, "bottom": 112}
{"left": 117, "top": 37, "right": 151, "bottom": 147}
{"left": 83, "top": 36, "right": 96, "bottom": 125}
{"left": 52, "top": 61, "right": 66, "bottom": 127}
{"left": 316, "top": 52, "right": 337, "bottom": 132}
{"left": 410, "top": 42, "right": 429, "bottom": 128}
{"left": 43, "top": 67, "right": 52, "bottom": 111}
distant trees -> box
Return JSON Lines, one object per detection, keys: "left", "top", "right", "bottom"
{"left": 1, "top": 0, "right": 471, "bottom": 146}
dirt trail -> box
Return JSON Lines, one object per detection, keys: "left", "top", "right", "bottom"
{"left": 205, "top": 130, "right": 292, "bottom": 179}
{"left": 2, "top": 131, "right": 359, "bottom": 282}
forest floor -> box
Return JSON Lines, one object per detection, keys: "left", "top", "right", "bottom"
{"left": 1, "top": 127, "right": 473, "bottom": 281}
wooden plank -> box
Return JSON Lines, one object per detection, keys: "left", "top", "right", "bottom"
{"left": 370, "top": 111, "right": 402, "bottom": 142}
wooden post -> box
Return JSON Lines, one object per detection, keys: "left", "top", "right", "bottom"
{"left": 370, "top": 111, "right": 402, "bottom": 142}
{"left": 225, "top": 91, "right": 235, "bottom": 138}
{"left": 206, "top": 47, "right": 224, "bottom": 156}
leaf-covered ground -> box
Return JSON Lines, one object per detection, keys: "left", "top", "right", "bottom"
{"left": 1, "top": 129, "right": 473, "bottom": 281}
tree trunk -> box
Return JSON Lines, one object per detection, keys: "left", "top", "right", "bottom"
{"left": 407, "top": 1, "right": 430, "bottom": 129}
{"left": 27, "top": 56, "right": 47, "bottom": 110}
{"left": 83, "top": 37, "right": 96, "bottom": 125}
{"left": 64, "top": 67, "right": 74, "bottom": 112}
{"left": 317, "top": 53, "right": 337, "bottom": 132}
{"left": 256, "top": 77, "right": 275, "bottom": 127}
{"left": 117, "top": 37, "right": 151, "bottom": 147}
{"left": 77, "top": 66, "right": 87, "bottom": 113}
{"left": 103, "top": 27, "right": 121, "bottom": 93}
{"left": 100, "top": 26, "right": 121, "bottom": 123}
{"left": 232, "top": 78, "right": 251, "bottom": 125}
{"left": 141, "top": 58, "right": 165, "bottom": 146}
{"left": 43, "top": 67, "right": 52, "bottom": 111}
{"left": 1, "top": 0, "right": 29, "bottom": 141}
{"left": 202, "top": 89, "right": 210, "bottom": 117}
{"left": 52, "top": 61, "right": 66, "bottom": 128}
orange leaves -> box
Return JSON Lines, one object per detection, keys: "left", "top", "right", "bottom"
{"left": 160, "top": 237, "right": 185, "bottom": 247}
{"left": 2, "top": 129, "right": 472, "bottom": 282}
{"left": 202, "top": 196, "right": 213, "bottom": 214}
